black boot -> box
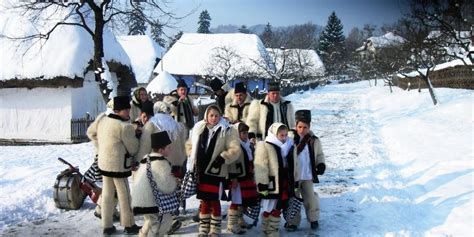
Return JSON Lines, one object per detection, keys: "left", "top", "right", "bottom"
{"left": 103, "top": 226, "right": 116, "bottom": 235}
{"left": 310, "top": 221, "right": 319, "bottom": 229}
{"left": 124, "top": 224, "right": 141, "bottom": 234}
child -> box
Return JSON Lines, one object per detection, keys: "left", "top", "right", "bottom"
{"left": 254, "top": 122, "right": 299, "bottom": 237}
{"left": 187, "top": 104, "right": 241, "bottom": 237}
{"left": 285, "top": 110, "right": 325, "bottom": 231}
{"left": 227, "top": 122, "right": 259, "bottom": 234}
{"left": 132, "top": 131, "right": 178, "bottom": 237}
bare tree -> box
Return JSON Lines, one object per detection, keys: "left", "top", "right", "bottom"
{"left": 205, "top": 46, "right": 242, "bottom": 83}
{"left": 409, "top": 0, "right": 473, "bottom": 64}
{"left": 3, "top": 0, "right": 182, "bottom": 102}
{"left": 398, "top": 18, "right": 444, "bottom": 105}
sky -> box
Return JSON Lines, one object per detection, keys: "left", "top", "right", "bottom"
{"left": 164, "top": 0, "right": 410, "bottom": 36}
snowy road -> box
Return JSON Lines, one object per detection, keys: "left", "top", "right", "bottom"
{"left": 1, "top": 81, "right": 472, "bottom": 236}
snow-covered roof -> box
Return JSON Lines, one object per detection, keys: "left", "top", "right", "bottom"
{"left": 0, "top": 5, "right": 132, "bottom": 81}
{"left": 398, "top": 58, "right": 472, "bottom": 78}
{"left": 357, "top": 32, "right": 406, "bottom": 51}
{"left": 267, "top": 48, "right": 325, "bottom": 77}
{"left": 117, "top": 35, "right": 165, "bottom": 84}
{"left": 154, "top": 33, "right": 274, "bottom": 78}
{"left": 146, "top": 70, "right": 177, "bottom": 95}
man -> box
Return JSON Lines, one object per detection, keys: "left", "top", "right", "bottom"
{"left": 210, "top": 77, "right": 229, "bottom": 113}
{"left": 286, "top": 110, "right": 326, "bottom": 231}
{"left": 95, "top": 96, "right": 140, "bottom": 235}
{"left": 246, "top": 81, "right": 295, "bottom": 140}
{"left": 167, "top": 79, "right": 199, "bottom": 130}
{"left": 224, "top": 82, "right": 252, "bottom": 124}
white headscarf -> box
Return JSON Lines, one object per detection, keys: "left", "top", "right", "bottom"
{"left": 265, "top": 122, "right": 293, "bottom": 160}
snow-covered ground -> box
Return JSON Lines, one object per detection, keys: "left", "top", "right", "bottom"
{"left": 1, "top": 81, "right": 472, "bottom": 236}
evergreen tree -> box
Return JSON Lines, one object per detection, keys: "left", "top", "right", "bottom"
{"left": 260, "top": 22, "right": 273, "bottom": 47}
{"left": 168, "top": 31, "right": 183, "bottom": 50}
{"left": 238, "top": 25, "right": 251, "bottom": 34}
{"left": 150, "top": 20, "right": 166, "bottom": 48}
{"left": 318, "top": 11, "right": 346, "bottom": 76}
{"left": 197, "top": 10, "right": 211, "bottom": 33}
{"left": 127, "top": 2, "right": 146, "bottom": 35}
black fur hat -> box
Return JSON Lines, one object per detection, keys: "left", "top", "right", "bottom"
{"left": 141, "top": 101, "right": 154, "bottom": 117}
{"left": 267, "top": 81, "right": 280, "bottom": 91}
{"left": 177, "top": 79, "right": 188, "bottom": 88}
{"left": 113, "top": 96, "right": 131, "bottom": 110}
{"left": 151, "top": 131, "right": 172, "bottom": 150}
{"left": 295, "top": 110, "right": 311, "bottom": 124}
{"left": 210, "top": 78, "right": 224, "bottom": 92}
{"left": 234, "top": 82, "right": 246, "bottom": 94}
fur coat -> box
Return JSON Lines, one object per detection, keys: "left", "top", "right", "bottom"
{"left": 132, "top": 152, "right": 177, "bottom": 214}
{"left": 246, "top": 96, "right": 295, "bottom": 140}
{"left": 96, "top": 114, "right": 139, "bottom": 177}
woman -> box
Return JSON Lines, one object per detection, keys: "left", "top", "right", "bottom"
{"left": 187, "top": 104, "right": 241, "bottom": 237}
{"left": 254, "top": 122, "right": 299, "bottom": 237}
{"left": 130, "top": 87, "right": 150, "bottom": 122}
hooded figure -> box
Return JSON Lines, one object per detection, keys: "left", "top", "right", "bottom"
{"left": 135, "top": 101, "right": 188, "bottom": 178}
{"left": 254, "top": 122, "right": 299, "bottom": 236}
{"left": 130, "top": 87, "right": 150, "bottom": 122}
{"left": 186, "top": 104, "right": 241, "bottom": 236}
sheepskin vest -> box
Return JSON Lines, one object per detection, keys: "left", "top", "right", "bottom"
{"left": 224, "top": 95, "right": 252, "bottom": 123}
{"left": 289, "top": 130, "right": 325, "bottom": 183}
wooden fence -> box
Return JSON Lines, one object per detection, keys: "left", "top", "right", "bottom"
{"left": 71, "top": 115, "right": 95, "bottom": 143}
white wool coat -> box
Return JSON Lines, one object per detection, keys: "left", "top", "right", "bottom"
{"left": 254, "top": 140, "right": 299, "bottom": 196}
{"left": 186, "top": 106, "right": 241, "bottom": 178}
{"left": 246, "top": 96, "right": 295, "bottom": 140}
{"left": 96, "top": 115, "right": 139, "bottom": 177}
{"left": 135, "top": 117, "right": 187, "bottom": 167}
{"left": 132, "top": 152, "right": 177, "bottom": 212}
{"left": 224, "top": 93, "right": 252, "bottom": 123}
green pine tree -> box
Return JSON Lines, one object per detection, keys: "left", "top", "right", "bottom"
{"left": 318, "top": 11, "right": 346, "bottom": 75}
{"left": 260, "top": 22, "right": 273, "bottom": 47}
{"left": 197, "top": 10, "right": 211, "bottom": 33}
{"left": 238, "top": 25, "right": 251, "bottom": 34}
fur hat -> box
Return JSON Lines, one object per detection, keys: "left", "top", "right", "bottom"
{"left": 141, "top": 101, "right": 154, "bottom": 117}
{"left": 267, "top": 81, "right": 280, "bottom": 92}
{"left": 237, "top": 122, "right": 249, "bottom": 133}
{"left": 153, "top": 101, "right": 170, "bottom": 114}
{"left": 234, "top": 82, "right": 246, "bottom": 94}
{"left": 113, "top": 96, "right": 131, "bottom": 110}
{"left": 210, "top": 78, "right": 224, "bottom": 92}
{"left": 295, "top": 110, "right": 311, "bottom": 124}
{"left": 177, "top": 79, "right": 188, "bottom": 88}
{"left": 151, "top": 131, "right": 172, "bottom": 150}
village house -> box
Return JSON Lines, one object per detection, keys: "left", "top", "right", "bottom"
{"left": 0, "top": 10, "right": 135, "bottom": 144}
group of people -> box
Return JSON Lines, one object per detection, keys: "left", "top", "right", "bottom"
{"left": 85, "top": 77, "right": 326, "bottom": 237}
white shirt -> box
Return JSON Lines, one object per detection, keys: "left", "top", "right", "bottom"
{"left": 270, "top": 102, "right": 281, "bottom": 123}
{"left": 298, "top": 145, "right": 313, "bottom": 181}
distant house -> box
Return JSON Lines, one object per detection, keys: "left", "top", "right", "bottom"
{"left": 153, "top": 33, "right": 274, "bottom": 93}
{"left": 356, "top": 32, "right": 406, "bottom": 59}
{"left": 0, "top": 10, "right": 135, "bottom": 144}
{"left": 117, "top": 35, "right": 165, "bottom": 88}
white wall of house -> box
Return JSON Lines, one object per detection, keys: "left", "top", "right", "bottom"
{"left": 71, "top": 71, "right": 107, "bottom": 119}
{"left": 0, "top": 87, "right": 73, "bottom": 142}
